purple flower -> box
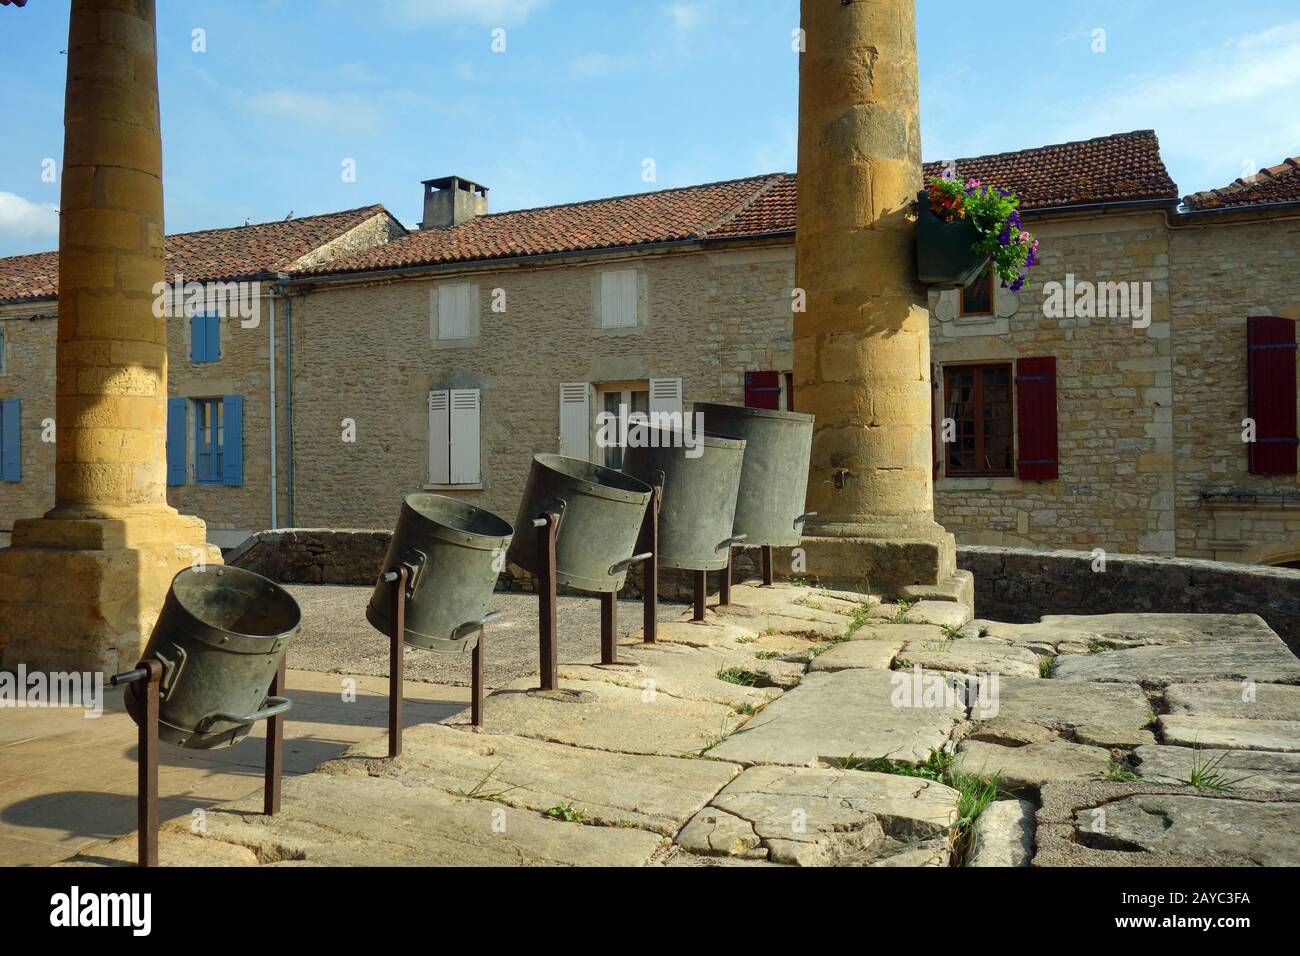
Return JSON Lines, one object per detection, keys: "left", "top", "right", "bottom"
{"left": 1009, "top": 211, "right": 1022, "bottom": 228}
{"left": 997, "top": 225, "right": 1012, "bottom": 246}
{"left": 940, "top": 167, "right": 956, "bottom": 181}
{"left": 1010, "top": 275, "right": 1026, "bottom": 292}
{"left": 1025, "top": 247, "right": 1037, "bottom": 268}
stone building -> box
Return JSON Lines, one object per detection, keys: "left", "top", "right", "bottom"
{"left": 0, "top": 205, "right": 405, "bottom": 547}
{"left": 2, "top": 131, "right": 1297, "bottom": 567}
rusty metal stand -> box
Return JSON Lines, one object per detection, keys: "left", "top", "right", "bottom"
{"left": 719, "top": 550, "right": 732, "bottom": 606}
{"left": 383, "top": 566, "right": 410, "bottom": 758}
{"left": 535, "top": 513, "right": 559, "bottom": 691}
{"left": 110, "top": 660, "right": 162, "bottom": 868}
{"left": 600, "top": 592, "right": 618, "bottom": 664}
{"left": 692, "top": 569, "right": 708, "bottom": 621}
{"left": 639, "top": 486, "right": 659, "bottom": 644}
{"left": 472, "top": 633, "right": 485, "bottom": 729}
{"left": 761, "top": 545, "right": 774, "bottom": 587}
{"left": 264, "top": 656, "right": 285, "bottom": 815}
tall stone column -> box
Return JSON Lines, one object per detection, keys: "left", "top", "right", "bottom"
{"left": 790, "top": 0, "right": 959, "bottom": 598}
{"left": 0, "top": 0, "right": 220, "bottom": 674}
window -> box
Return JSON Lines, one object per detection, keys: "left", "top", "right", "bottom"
{"left": 428, "top": 388, "right": 481, "bottom": 486}
{"left": 435, "top": 283, "right": 478, "bottom": 342}
{"left": 169, "top": 395, "right": 243, "bottom": 486}
{"left": 598, "top": 384, "right": 649, "bottom": 470}
{"left": 0, "top": 397, "right": 20, "bottom": 483}
{"left": 194, "top": 398, "right": 225, "bottom": 483}
{"left": 944, "top": 364, "right": 1013, "bottom": 476}
{"left": 190, "top": 313, "right": 221, "bottom": 363}
{"left": 959, "top": 267, "right": 994, "bottom": 317}
{"left": 744, "top": 371, "right": 794, "bottom": 410}
{"left": 0, "top": 324, "right": 6, "bottom": 375}
{"left": 599, "top": 270, "right": 638, "bottom": 329}
{"left": 1246, "top": 316, "right": 1298, "bottom": 476}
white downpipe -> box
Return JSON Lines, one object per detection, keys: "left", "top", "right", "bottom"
{"left": 268, "top": 287, "right": 278, "bottom": 530}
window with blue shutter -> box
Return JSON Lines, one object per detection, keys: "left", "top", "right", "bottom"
{"left": 222, "top": 394, "right": 244, "bottom": 486}
{"left": 166, "top": 397, "right": 187, "bottom": 486}
{"left": 194, "top": 397, "right": 223, "bottom": 483}
{"left": 1, "top": 397, "right": 20, "bottom": 483}
{"left": 190, "top": 313, "right": 221, "bottom": 364}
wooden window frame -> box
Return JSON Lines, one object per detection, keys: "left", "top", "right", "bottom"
{"left": 958, "top": 268, "right": 995, "bottom": 318}
{"left": 943, "top": 362, "right": 1015, "bottom": 478}
{"left": 194, "top": 397, "right": 224, "bottom": 484}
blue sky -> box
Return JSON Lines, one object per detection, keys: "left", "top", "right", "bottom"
{"left": 1, "top": 0, "right": 1298, "bottom": 257}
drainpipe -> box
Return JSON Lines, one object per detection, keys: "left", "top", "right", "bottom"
{"left": 285, "top": 290, "right": 295, "bottom": 527}
{"left": 268, "top": 273, "right": 291, "bottom": 530}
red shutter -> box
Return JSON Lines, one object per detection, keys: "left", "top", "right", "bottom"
{"left": 1016, "top": 356, "right": 1058, "bottom": 480}
{"left": 1247, "top": 316, "right": 1298, "bottom": 475}
{"left": 744, "top": 371, "right": 781, "bottom": 410}
{"left": 931, "top": 363, "right": 941, "bottom": 478}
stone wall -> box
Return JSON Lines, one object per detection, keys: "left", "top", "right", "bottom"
{"left": 0, "top": 301, "right": 56, "bottom": 547}
{"left": 958, "top": 544, "right": 1300, "bottom": 654}
{"left": 929, "top": 210, "right": 1175, "bottom": 555}
{"left": 287, "top": 243, "right": 796, "bottom": 530}
{"left": 1168, "top": 215, "right": 1300, "bottom": 562}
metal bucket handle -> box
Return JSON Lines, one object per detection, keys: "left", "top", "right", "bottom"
{"left": 716, "top": 533, "right": 747, "bottom": 554}
{"left": 793, "top": 511, "right": 818, "bottom": 531}
{"left": 450, "top": 610, "right": 503, "bottom": 644}
{"left": 197, "top": 696, "right": 293, "bottom": 732}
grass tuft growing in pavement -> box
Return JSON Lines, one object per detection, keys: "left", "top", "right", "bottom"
{"left": 716, "top": 668, "right": 759, "bottom": 687}
{"left": 1180, "top": 749, "right": 1253, "bottom": 792}
{"left": 1103, "top": 760, "right": 1138, "bottom": 782}
{"left": 544, "top": 802, "right": 586, "bottom": 823}
{"left": 888, "top": 600, "right": 916, "bottom": 624}
{"left": 1038, "top": 656, "right": 1056, "bottom": 679}
{"left": 459, "top": 761, "right": 521, "bottom": 803}
{"left": 840, "top": 748, "right": 954, "bottom": 782}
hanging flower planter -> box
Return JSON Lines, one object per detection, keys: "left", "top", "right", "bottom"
{"left": 916, "top": 172, "right": 1039, "bottom": 291}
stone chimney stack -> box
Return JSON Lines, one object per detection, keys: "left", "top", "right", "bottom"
{"left": 420, "top": 176, "right": 489, "bottom": 230}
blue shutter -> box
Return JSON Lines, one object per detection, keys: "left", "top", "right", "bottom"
{"left": 190, "top": 313, "right": 203, "bottom": 362}
{"left": 166, "top": 397, "right": 187, "bottom": 486}
{"left": 222, "top": 394, "right": 243, "bottom": 486}
{"left": 205, "top": 314, "right": 221, "bottom": 362}
{"left": 1, "top": 397, "right": 20, "bottom": 483}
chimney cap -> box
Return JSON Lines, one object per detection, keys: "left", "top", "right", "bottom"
{"left": 421, "top": 175, "right": 489, "bottom": 197}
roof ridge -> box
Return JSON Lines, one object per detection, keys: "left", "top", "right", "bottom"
{"left": 169, "top": 203, "right": 388, "bottom": 240}
{"left": 923, "top": 129, "right": 1159, "bottom": 169}
{"left": 469, "top": 174, "right": 780, "bottom": 222}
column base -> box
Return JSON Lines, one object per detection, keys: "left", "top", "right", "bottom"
{"left": 777, "top": 531, "right": 958, "bottom": 600}
{"left": 0, "top": 512, "right": 222, "bottom": 674}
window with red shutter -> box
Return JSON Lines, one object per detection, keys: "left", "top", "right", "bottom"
{"left": 1247, "top": 316, "right": 1298, "bottom": 475}
{"left": 744, "top": 371, "right": 782, "bottom": 410}
{"left": 1015, "top": 356, "right": 1059, "bottom": 480}
{"left": 943, "top": 363, "right": 1014, "bottom": 476}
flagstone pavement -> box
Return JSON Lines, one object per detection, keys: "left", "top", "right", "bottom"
{"left": 18, "top": 582, "right": 1300, "bottom": 867}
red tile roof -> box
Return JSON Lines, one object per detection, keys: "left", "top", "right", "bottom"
{"left": 1183, "top": 157, "right": 1300, "bottom": 210}
{"left": 0, "top": 204, "right": 395, "bottom": 303}
{"left": 304, "top": 131, "right": 1178, "bottom": 278}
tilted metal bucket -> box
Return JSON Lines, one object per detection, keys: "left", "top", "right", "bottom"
{"left": 126, "top": 566, "right": 301, "bottom": 750}
{"left": 366, "top": 494, "right": 514, "bottom": 653}
{"left": 507, "top": 454, "right": 652, "bottom": 593}
{"left": 695, "top": 402, "right": 815, "bottom": 548}
{"left": 622, "top": 426, "right": 746, "bottom": 571}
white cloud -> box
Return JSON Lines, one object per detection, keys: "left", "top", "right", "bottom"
{"left": 1059, "top": 21, "right": 1300, "bottom": 193}
{"left": 666, "top": 3, "right": 703, "bottom": 34}
{"left": 378, "top": 0, "right": 547, "bottom": 27}
{"left": 0, "top": 192, "right": 58, "bottom": 240}
{"left": 569, "top": 53, "right": 637, "bottom": 78}
{"left": 245, "top": 90, "right": 386, "bottom": 137}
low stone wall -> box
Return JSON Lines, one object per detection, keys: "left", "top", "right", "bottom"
{"left": 227, "top": 527, "right": 760, "bottom": 602}
{"left": 959, "top": 545, "right": 1300, "bottom": 654}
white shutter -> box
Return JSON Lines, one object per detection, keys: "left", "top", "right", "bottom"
{"left": 600, "top": 270, "right": 638, "bottom": 329}
{"left": 649, "top": 378, "right": 683, "bottom": 418}
{"left": 559, "top": 382, "right": 591, "bottom": 460}
{"left": 449, "top": 388, "right": 481, "bottom": 485}
{"left": 428, "top": 390, "right": 450, "bottom": 485}
{"left": 438, "top": 284, "right": 475, "bottom": 340}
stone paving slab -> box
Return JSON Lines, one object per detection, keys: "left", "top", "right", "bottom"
{"left": 1133, "top": 745, "right": 1300, "bottom": 795}
{"left": 624, "top": 619, "right": 758, "bottom": 649}
{"left": 708, "top": 670, "right": 963, "bottom": 767}
{"left": 315, "top": 724, "right": 741, "bottom": 835}
{"left": 973, "top": 676, "right": 1153, "bottom": 743}
{"left": 851, "top": 622, "right": 949, "bottom": 643}
{"left": 708, "top": 606, "right": 850, "bottom": 640}
{"left": 1158, "top": 715, "right": 1300, "bottom": 752}
{"left": 73, "top": 773, "right": 665, "bottom": 867}
{"left": 896, "top": 638, "right": 1042, "bottom": 679}
{"left": 808, "top": 639, "right": 903, "bottom": 672}
{"left": 677, "top": 766, "right": 958, "bottom": 866}
{"left": 1032, "top": 780, "right": 1300, "bottom": 867}
{"left": 556, "top": 644, "right": 793, "bottom": 708}
{"left": 903, "top": 600, "right": 972, "bottom": 629}
{"left": 968, "top": 798, "right": 1035, "bottom": 867}
{"left": 1038, "top": 612, "right": 1282, "bottom": 647}
{"left": 1054, "top": 641, "right": 1300, "bottom": 686}
{"left": 445, "top": 677, "right": 740, "bottom": 757}
{"left": 1164, "top": 680, "right": 1300, "bottom": 720}
{"left": 954, "top": 740, "right": 1112, "bottom": 792}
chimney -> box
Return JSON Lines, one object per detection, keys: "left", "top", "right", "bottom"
{"left": 420, "top": 176, "right": 489, "bottom": 230}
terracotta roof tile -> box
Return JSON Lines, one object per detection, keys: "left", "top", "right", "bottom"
{"left": 304, "top": 131, "right": 1178, "bottom": 278}
{"left": 0, "top": 204, "right": 394, "bottom": 303}
{"left": 1184, "top": 156, "right": 1300, "bottom": 210}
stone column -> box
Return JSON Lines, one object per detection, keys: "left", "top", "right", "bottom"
{"left": 0, "top": 0, "right": 220, "bottom": 674}
{"left": 790, "top": 0, "right": 961, "bottom": 599}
